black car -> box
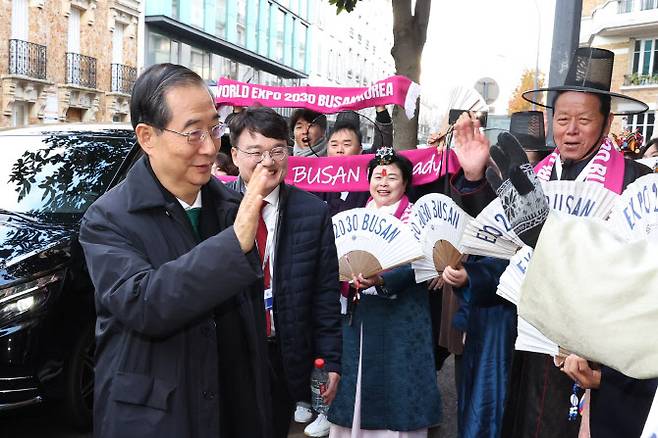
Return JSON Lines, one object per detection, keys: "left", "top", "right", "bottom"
{"left": 0, "top": 123, "right": 139, "bottom": 429}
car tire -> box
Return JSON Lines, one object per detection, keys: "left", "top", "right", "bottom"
{"left": 63, "top": 324, "right": 95, "bottom": 430}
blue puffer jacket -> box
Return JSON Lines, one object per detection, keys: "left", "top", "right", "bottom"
{"left": 227, "top": 179, "right": 342, "bottom": 401}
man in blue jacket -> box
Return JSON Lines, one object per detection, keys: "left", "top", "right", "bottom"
{"left": 79, "top": 64, "right": 276, "bottom": 438}
{"left": 228, "top": 106, "right": 342, "bottom": 438}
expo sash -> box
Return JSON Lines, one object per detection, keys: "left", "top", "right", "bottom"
{"left": 215, "top": 75, "right": 421, "bottom": 119}
{"left": 218, "top": 147, "right": 461, "bottom": 192}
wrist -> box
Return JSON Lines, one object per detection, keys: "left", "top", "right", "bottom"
{"left": 463, "top": 169, "right": 485, "bottom": 182}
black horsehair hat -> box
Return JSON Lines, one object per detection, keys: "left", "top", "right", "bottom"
{"left": 522, "top": 47, "right": 648, "bottom": 115}
{"left": 509, "top": 111, "right": 552, "bottom": 152}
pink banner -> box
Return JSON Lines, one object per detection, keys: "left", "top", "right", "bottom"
{"left": 218, "top": 148, "right": 461, "bottom": 192}
{"left": 214, "top": 75, "right": 421, "bottom": 118}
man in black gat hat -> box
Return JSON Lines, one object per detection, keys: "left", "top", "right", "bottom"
{"left": 485, "top": 47, "right": 656, "bottom": 438}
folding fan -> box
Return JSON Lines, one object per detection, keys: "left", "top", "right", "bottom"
{"left": 542, "top": 180, "right": 618, "bottom": 220}
{"left": 460, "top": 198, "right": 525, "bottom": 259}
{"left": 333, "top": 208, "right": 423, "bottom": 282}
{"left": 608, "top": 173, "right": 658, "bottom": 243}
{"left": 462, "top": 180, "right": 618, "bottom": 259}
{"left": 496, "top": 245, "right": 534, "bottom": 305}
{"left": 408, "top": 194, "right": 473, "bottom": 282}
{"left": 515, "top": 316, "right": 570, "bottom": 358}
{"left": 433, "top": 87, "right": 488, "bottom": 145}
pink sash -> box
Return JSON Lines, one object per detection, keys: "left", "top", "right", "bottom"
{"left": 214, "top": 75, "right": 420, "bottom": 118}
{"left": 533, "top": 138, "right": 626, "bottom": 194}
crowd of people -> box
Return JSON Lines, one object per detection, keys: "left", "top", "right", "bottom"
{"left": 78, "top": 46, "right": 657, "bottom": 438}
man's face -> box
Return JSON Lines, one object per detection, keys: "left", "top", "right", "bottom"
{"left": 231, "top": 130, "right": 288, "bottom": 188}
{"left": 553, "top": 91, "right": 612, "bottom": 161}
{"left": 293, "top": 118, "right": 324, "bottom": 148}
{"left": 145, "top": 84, "right": 220, "bottom": 192}
{"left": 328, "top": 129, "right": 362, "bottom": 157}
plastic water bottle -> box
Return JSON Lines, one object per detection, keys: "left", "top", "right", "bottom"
{"left": 310, "top": 358, "right": 329, "bottom": 415}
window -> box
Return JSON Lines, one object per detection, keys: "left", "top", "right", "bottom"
{"left": 112, "top": 23, "right": 125, "bottom": 64}
{"left": 190, "top": 0, "right": 204, "bottom": 28}
{"left": 172, "top": 0, "right": 179, "bottom": 19}
{"left": 299, "top": 0, "right": 308, "bottom": 19}
{"left": 258, "top": 1, "right": 270, "bottom": 55}
{"left": 275, "top": 8, "right": 285, "bottom": 63}
{"left": 12, "top": 102, "right": 29, "bottom": 127}
{"left": 236, "top": 0, "right": 247, "bottom": 46}
{"left": 216, "top": 0, "right": 227, "bottom": 38}
{"left": 627, "top": 112, "right": 656, "bottom": 140}
{"left": 11, "top": 0, "right": 28, "bottom": 40}
{"left": 148, "top": 32, "right": 171, "bottom": 65}
{"left": 642, "top": 0, "right": 657, "bottom": 10}
{"left": 68, "top": 7, "right": 81, "bottom": 54}
{"left": 618, "top": 0, "right": 634, "bottom": 13}
{"left": 297, "top": 24, "right": 307, "bottom": 71}
{"left": 632, "top": 39, "right": 658, "bottom": 77}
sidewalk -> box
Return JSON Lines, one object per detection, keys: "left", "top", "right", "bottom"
{"left": 288, "top": 358, "right": 458, "bottom": 437}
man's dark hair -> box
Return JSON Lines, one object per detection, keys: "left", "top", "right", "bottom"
{"left": 229, "top": 106, "right": 289, "bottom": 147}
{"left": 329, "top": 121, "right": 363, "bottom": 147}
{"left": 289, "top": 109, "right": 327, "bottom": 133}
{"left": 129, "top": 63, "right": 208, "bottom": 130}
{"left": 552, "top": 91, "right": 612, "bottom": 119}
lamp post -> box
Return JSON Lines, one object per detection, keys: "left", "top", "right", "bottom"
{"left": 533, "top": 0, "right": 541, "bottom": 111}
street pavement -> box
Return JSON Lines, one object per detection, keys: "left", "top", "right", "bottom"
{"left": 0, "top": 359, "right": 457, "bottom": 438}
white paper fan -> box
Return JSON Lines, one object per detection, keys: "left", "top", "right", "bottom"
{"left": 446, "top": 86, "right": 488, "bottom": 115}
{"left": 460, "top": 198, "right": 525, "bottom": 259}
{"left": 542, "top": 180, "right": 617, "bottom": 220}
{"left": 608, "top": 173, "right": 658, "bottom": 243}
{"left": 333, "top": 208, "right": 423, "bottom": 281}
{"left": 408, "top": 194, "right": 473, "bottom": 282}
{"left": 496, "top": 245, "right": 533, "bottom": 305}
{"left": 495, "top": 180, "right": 617, "bottom": 304}
{"left": 515, "top": 316, "right": 563, "bottom": 357}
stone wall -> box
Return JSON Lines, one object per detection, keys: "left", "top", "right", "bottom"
{"left": 0, "top": 0, "right": 140, "bottom": 128}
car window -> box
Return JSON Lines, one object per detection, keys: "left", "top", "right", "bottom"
{"left": 0, "top": 131, "right": 134, "bottom": 222}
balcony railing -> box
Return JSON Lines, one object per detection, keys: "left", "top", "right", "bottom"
{"left": 623, "top": 73, "right": 658, "bottom": 86}
{"left": 111, "top": 63, "right": 137, "bottom": 94}
{"left": 8, "top": 39, "right": 47, "bottom": 80}
{"left": 66, "top": 52, "right": 97, "bottom": 88}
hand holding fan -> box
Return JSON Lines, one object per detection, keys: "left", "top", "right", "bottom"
{"left": 408, "top": 194, "right": 472, "bottom": 282}
{"left": 333, "top": 208, "right": 423, "bottom": 282}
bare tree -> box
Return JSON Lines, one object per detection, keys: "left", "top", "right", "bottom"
{"left": 329, "top": 0, "right": 433, "bottom": 150}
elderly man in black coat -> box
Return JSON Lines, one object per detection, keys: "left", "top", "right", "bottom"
{"left": 79, "top": 64, "right": 276, "bottom": 438}
{"left": 227, "top": 106, "right": 342, "bottom": 438}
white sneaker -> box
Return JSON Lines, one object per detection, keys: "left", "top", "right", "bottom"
{"left": 294, "top": 404, "right": 313, "bottom": 423}
{"left": 304, "top": 413, "right": 330, "bottom": 437}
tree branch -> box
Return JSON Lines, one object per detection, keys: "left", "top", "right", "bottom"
{"left": 413, "top": 0, "right": 432, "bottom": 45}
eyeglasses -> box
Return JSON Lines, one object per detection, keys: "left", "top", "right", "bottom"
{"left": 234, "top": 146, "right": 288, "bottom": 163}
{"left": 156, "top": 123, "right": 225, "bottom": 145}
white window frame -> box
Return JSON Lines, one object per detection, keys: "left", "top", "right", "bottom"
{"left": 11, "top": 0, "right": 28, "bottom": 40}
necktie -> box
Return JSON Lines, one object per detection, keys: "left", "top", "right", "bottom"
{"left": 255, "top": 201, "right": 273, "bottom": 336}
{"left": 185, "top": 207, "right": 201, "bottom": 240}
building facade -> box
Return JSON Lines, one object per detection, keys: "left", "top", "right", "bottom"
{"left": 581, "top": 0, "right": 658, "bottom": 140}
{"left": 0, "top": 0, "right": 140, "bottom": 128}
{"left": 144, "top": 0, "right": 311, "bottom": 89}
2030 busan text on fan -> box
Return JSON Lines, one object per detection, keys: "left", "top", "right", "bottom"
{"left": 332, "top": 208, "right": 423, "bottom": 282}
{"left": 494, "top": 180, "right": 618, "bottom": 357}
{"left": 608, "top": 173, "right": 658, "bottom": 243}
{"left": 461, "top": 180, "right": 618, "bottom": 260}
{"left": 408, "top": 194, "right": 473, "bottom": 282}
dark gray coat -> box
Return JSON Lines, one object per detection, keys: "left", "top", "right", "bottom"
{"left": 79, "top": 157, "right": 271, "bottom": 438}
